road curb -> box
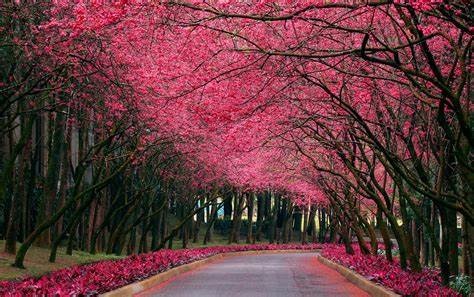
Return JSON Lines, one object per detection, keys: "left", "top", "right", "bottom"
{"left": 101, "top": 249, "right": 320, "bottom": 297}
{"left": 317, "top": 255, "right": 400, "bottom": 297}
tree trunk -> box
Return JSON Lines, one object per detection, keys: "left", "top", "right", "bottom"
{"left": 14, "top": 158, "right": 129, "bottom": 268}
{"left": 377, "top": 208, "right": 393, "bottom": 262}
{"left": 399, "top": 196, "right": 422, "bottom": 272}
{"left": 307, "top": 206, "right": 317, "bottom": 243}
{"left": 37, "top": 111, "right": 63, "bottom": 247}
{"left": 302, "top": 206, "right": 308, "bottom": 244}
{"left": 246, "top": 193, "right": 254, "bottom": 243}
{"left": 150, "top": 199, "right": 162, "bottom": 251}
{"left": 193, "top": 197, "right": 205, "bottom": 243}
{"left": 269, "top": 193, "right": 279, "bottom": 244}
{"left": 4, "top": 136, "right": 31, "bottom": 254}
{"left": 318, "top": 208, "right": 326, "bottom": 242}
{"left": 462, "top": 216, "right": 474, "bottom": 288}
{"left": 293, "top": 207, "right": 302, "bottom": 243}
{"left": 255, "top": 193, "right": 264, "bottom": 242}
{"left": 229, "top": 192, "right": 245, "bottom": 244}
{"left": 223, "top": 191, "right": 232, "bottom": 220}
{"left": 203, "top": 198, "right": 218, "bottom": 245}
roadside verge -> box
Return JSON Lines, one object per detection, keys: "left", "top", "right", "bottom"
{"left": 317, "top": 255, "right": 400, "bottom": 297}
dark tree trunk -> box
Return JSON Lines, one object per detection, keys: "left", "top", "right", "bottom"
{"left": 150, "top": 200, "right": 162, "bottom": 251}
{"left": 302, "top": 207, "right": 308, "bottom": 244}
{"left": 318, "top": 208, "right": 326, "bottom": 242}
{"left": 139, "top": 218, "right": 150, "bottom": 253}
{"left": 5, "top": 135, "right": 31, "bottom": 254}
{"left": 399, "top": 196, "right": 421, "bottom": 272}
{"left": 37, "top": 112, "right": 64, "bottom": 247}
{"left": 269, "top": 193, "right": 280, "bottom": 244}
{"left": 193, "top": 196, "right": 205, "bottom": 243}
{"left": 223, "top": 191, "right": 232, "bottom": 220}
{"left": 246, "top": 193, "right": 254, "bottom": 243}
{"left": 293, "top": 207, "right": 302, "bottom": 243}
{"left": 255, "top": 193, "right": 264, "bottom": 242}
{"left": 462, "top": 217, "right": 474, "bottom": 288}
{"left": 377, "top": 209, "right": 393, "bottom": 262}
{"left": 307, "top": 206, "right": 317, "bottom": 242}
{"left": 203, "top": 198, "right": 219, "bottom": 245}
{"left": 229, "top": 193, "right": 245, "bottom": 244}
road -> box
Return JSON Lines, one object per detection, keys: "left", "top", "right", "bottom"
{"left": 136, "top": 253, "right": 370, "bottom": 297}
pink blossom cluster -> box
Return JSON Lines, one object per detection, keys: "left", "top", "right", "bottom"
{"left": 0, "top": 244, "right": 322, "bottom": 296}
{"left": 321, "top": 245, "right": 460, "bottom": 297}
{"left": 395, "top": 0, "right": 443, "bottom": 11}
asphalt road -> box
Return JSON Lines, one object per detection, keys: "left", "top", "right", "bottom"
{"left": 137, "top": 253, "right": 370, "bottom": 297}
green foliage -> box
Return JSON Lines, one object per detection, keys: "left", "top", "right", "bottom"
{"left": 449, "top": 275, "right": 471, "bottom": 297}
{"left": 213, "top": 218, "right": 233, "bottom": 235}
{"left": 213, "top": 218, "right": 268, "bottom": 237}
{"left": 377, "top": 248, "right": 399, "bottom": 256}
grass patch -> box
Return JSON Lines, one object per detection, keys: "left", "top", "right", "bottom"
{"left": 0, "top": 231, "right": 272, "bottom": 281}
{"left": 0, "top": 241, "right": 122, "bottom": 281}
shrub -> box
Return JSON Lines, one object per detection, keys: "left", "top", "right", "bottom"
{"left": 450, "top": 275, "right": 471, "bottom": 297}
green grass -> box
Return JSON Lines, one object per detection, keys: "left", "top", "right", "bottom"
{"left": 0, "top": 241, "right": 122, "bottom": 281}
